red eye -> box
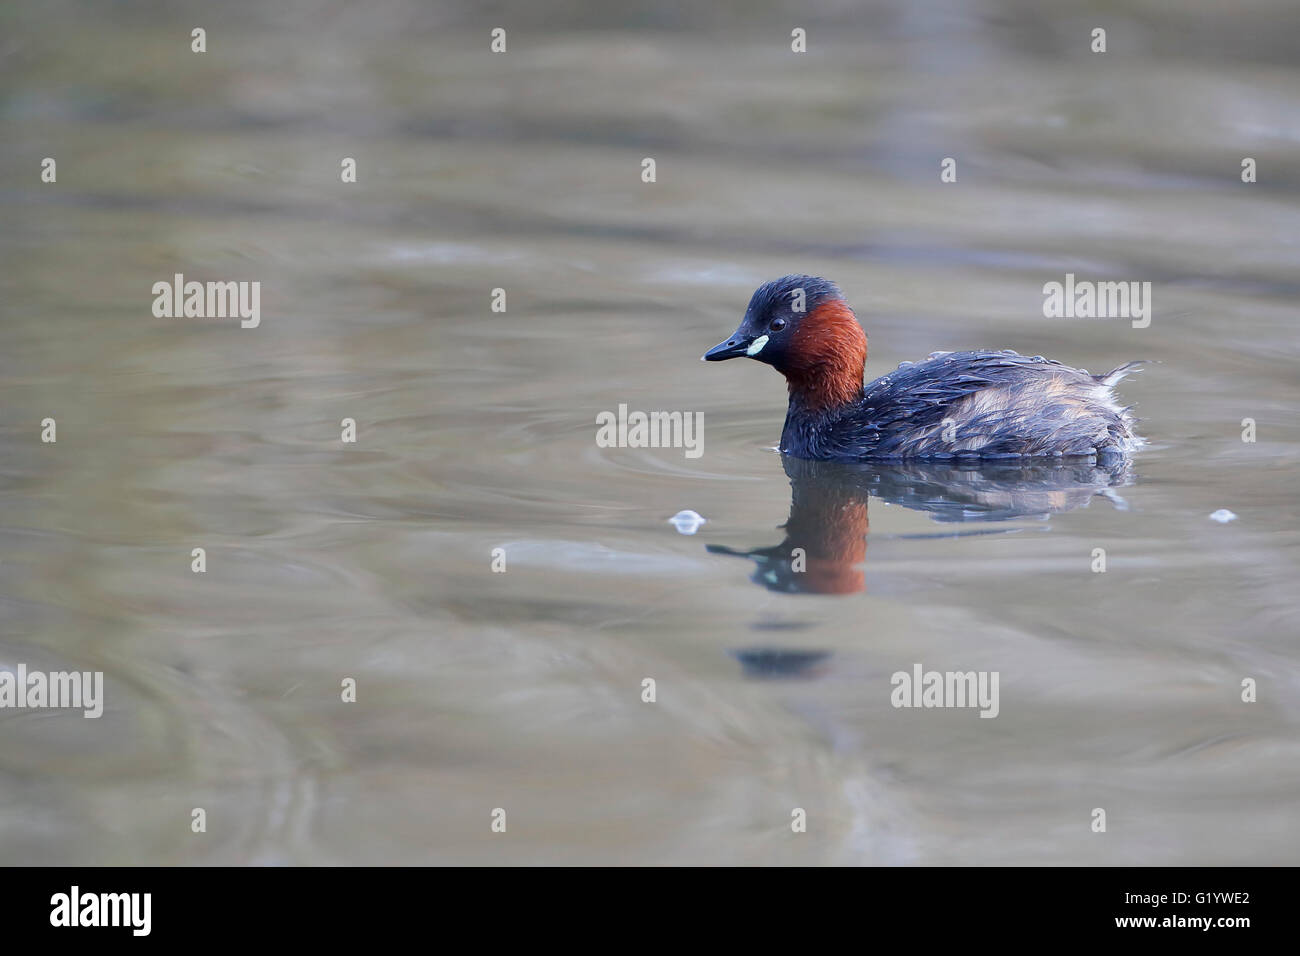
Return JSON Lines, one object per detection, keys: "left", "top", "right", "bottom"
{"left": 771, "top": 318, "right": 786, "bottom": 331}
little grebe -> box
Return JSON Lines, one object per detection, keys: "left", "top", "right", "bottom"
{"left": 704, "top": 275, "right": 1143, "bottom": 461}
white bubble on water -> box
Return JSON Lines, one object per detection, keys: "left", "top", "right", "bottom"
{"left": 1209, "top": 509, "right": 1237, "bottom": 523}
{"left": 669, "top": 510, "right": 707, "bottom": 535}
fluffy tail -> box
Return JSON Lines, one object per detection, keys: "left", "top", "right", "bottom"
{"left": 1095, "top": 360, "right": 1147, "bottom": 387}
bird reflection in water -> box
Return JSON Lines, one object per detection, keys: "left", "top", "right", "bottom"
{"left": 710, "top": 455, "right": 1134, "bottom": 597}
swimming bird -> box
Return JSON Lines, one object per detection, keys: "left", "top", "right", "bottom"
{"left": 703, "top": 275, "right": 1143, "bottom": 461}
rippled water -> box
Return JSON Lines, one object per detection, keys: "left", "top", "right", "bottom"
{"left": 2, "top": 0, "right": 1298, "bottom": 864}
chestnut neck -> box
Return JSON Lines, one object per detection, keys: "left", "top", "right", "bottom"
{"left": 781, "top": 299, "right": 867, "bottom": 412}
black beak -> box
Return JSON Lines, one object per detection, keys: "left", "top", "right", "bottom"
{"left": 702, "top": 333, "right": 751, "bottom": 362}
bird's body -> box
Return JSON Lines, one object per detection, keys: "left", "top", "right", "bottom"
{"left": 783, "top": 349, "right": 1143, "bottom": 461}
{"left": 705, "top": 275, "right": 1143, "bottom": 462}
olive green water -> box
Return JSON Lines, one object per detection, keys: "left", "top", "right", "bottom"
{"left": 2, "top": 0, "right": 1298, "bottom": 864}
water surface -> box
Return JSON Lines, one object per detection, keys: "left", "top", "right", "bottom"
{"left": 2, "top": 0, "right": 1298, "bottom": 864}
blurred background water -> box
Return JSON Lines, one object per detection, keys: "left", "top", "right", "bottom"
{"left": 1, "top": 0, "right": 1298, "bottom": 864}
